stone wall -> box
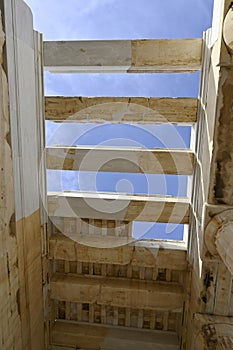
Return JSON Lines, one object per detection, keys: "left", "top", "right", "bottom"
{"left": 0, "top": 1, "right": 46, "bottom": 348}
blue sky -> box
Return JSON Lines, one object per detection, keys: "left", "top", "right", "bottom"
{"left": 25, "top": 0, "right": 214, "bottom": 240}
{"left": 25, "top": 0, "right": 213, "bottom": 40}
{"left": 25, "top": 0, "right": 214, "bottom": 97}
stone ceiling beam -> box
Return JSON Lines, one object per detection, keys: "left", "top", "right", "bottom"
{"left": 44, "top": 39, "right": 202, "bottom": 74}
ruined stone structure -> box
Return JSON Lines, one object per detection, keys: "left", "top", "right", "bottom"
{"left": 0, "top": 0, "right": 233, "bottom": 349}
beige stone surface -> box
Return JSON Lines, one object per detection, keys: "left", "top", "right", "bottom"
{"left": 0, "top": 1, "right": 45, "bottom": 349}
{"left": 216, "top": 222, "right": 233, "bottom": 275}
{"left": 0, "top": 11, "right": 23, "bottom": 350}
{"left": 46, "top": 146, "right": 194, "bottom": 175}
{"left": 49, "top": 233, "right": 187, "bottom": 269}
{"left": 50, "top": 274, "right": 184, "bottom": 310}
{"left": 44, "top": 40, "right": 132, "bottom": 73}
{"left": 183, "top": 1, "right": 233, "bottom": 348}
{"left": 44, "top": 39, "right": 202, "bottom": 73}
{"left": 193, "top": 314, "right": 233, "bottom": 350}
{"left": 45, "top": 96, "right": 198, "bottom": 124}
{"left": 52, "top": 321, "right": 179, "bottom": 350}
{"left": 223, "top": 6, "right": 233, "bottom": 51}
{"left": 48, "top": 191, "right": 190, "bottom": 224}
{"left": 131, "top": 39, "right": 202, "bottom": 72}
